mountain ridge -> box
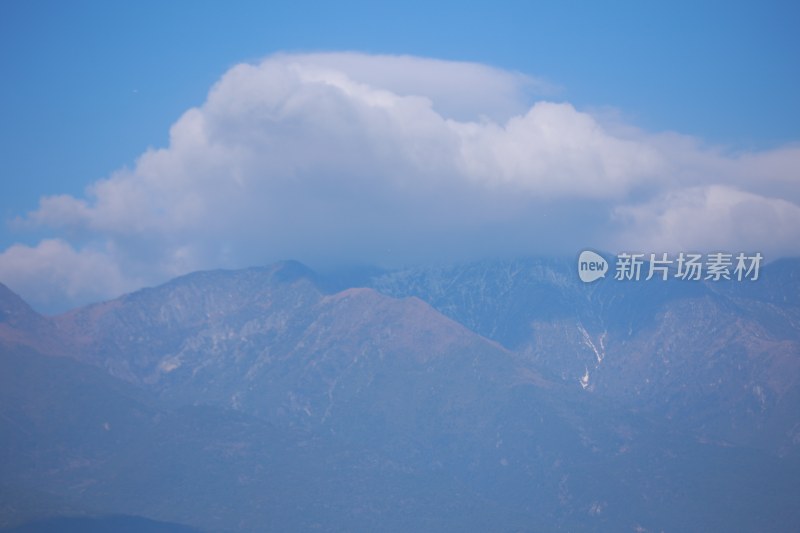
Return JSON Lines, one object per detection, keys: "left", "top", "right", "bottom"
{"left": 2, "top": 256, "right": 800, "bottom": 531}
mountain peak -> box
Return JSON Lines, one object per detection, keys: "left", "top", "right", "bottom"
{"left": 270, "top": 259, "right": 317, "bottom": 283}
{"left": 0, "top": 282, "right": 37, "bottom": 324}
{"left": 0, "top": 282, "right": 65, "bottom": 355}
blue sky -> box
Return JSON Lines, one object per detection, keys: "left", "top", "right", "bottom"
{"left": 1, "top": 0, "right": 799, "bottom": 311}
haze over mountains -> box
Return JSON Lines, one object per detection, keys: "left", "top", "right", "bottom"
{"left": 1, "top": 257, "right": 799, "bottom": 532}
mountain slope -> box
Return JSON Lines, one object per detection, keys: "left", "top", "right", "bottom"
{"left": 0, "top": 283, "right": 65, "bottom": 356}
{"left": 367, "top": 257, "right": 800, "bottom": 453}
{"left": 2, "top": 259, "right": 800, "bottom": 531}
{"left": 51, "top": 263, "right": 530, "bottom": 433}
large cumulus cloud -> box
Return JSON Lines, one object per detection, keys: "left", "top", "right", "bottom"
{"left": 2, "top": 52, "right": 799, "bottom": 312}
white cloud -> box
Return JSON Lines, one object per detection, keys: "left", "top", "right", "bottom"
{"left": 0, "top": 240, "right": 139, "bottom": 313}
{"left": 611, "top": 186, "right": 800, "bottom": 255}
{"left": 270, "top": 52, "right": 553, "bottom": 122}
{"left": 2, "top": 52, "right": 799, "bottom": 311}
{"left": 454, "top": 102, "right": 664, "bottom": 196}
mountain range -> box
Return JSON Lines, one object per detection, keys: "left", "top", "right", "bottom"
{"left": 1, "top": 257, "right": 799, "bottom": 532}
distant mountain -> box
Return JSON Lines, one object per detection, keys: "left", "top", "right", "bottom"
{"left": 0, "top": 283, "right": 64, "bottom": 356}
{"left": 51, "top": 262, "right": 528, "bottom": 434}
{"left": 367, "top": 257, "right": 800, "bottom": 454}
{"left": 1, "top": 258, "right": 800, "bottom": 532}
